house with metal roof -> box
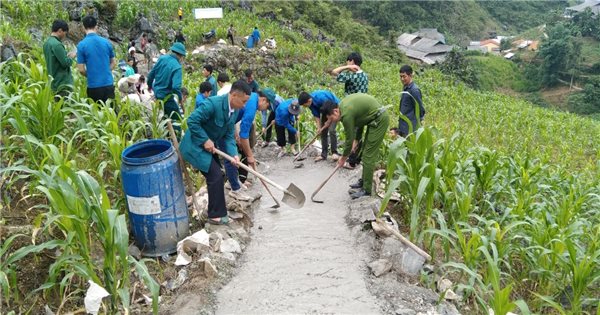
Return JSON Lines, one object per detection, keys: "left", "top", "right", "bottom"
{"left": 565, "top": 0, "right": 600, "bottom": 17}
{"left": 396, "top": 28, "right": 454, "bottom": 65}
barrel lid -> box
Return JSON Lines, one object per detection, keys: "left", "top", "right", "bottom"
{"left": 122, "top": 139, "right": 175, "bottom": 165}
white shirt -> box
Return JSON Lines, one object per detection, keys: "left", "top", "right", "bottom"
{"left": 217, "top": 83, "right": 232, "bottom": 96}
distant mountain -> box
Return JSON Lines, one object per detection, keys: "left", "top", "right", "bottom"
{"left": 338, "top": 1, "right": 568, "bottom": 44}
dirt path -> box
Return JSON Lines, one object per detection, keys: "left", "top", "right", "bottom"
{"left": 215, "top": 155, "right": 382, "bottom": 314}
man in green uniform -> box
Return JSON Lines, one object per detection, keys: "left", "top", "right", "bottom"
{"left": 43, "top": 19, "right": 76, "bottom": 99}
{"left": 320, "top": 93, "right": 389, "bottom": 199}
{"left": 179, "top": 80, "right": 252, "bottom": 225}
{"left": 147, "top": 42, "right": 186, "bottom": 133}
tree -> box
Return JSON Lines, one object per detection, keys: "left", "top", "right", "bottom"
{"left": 537, "top": 23, "right": 579, "bottom": 86}
{"left": 568, "top": 77, "right": 600, "bottom": 115}
{"left": 438, "top": 48, "right": 479, "bottom": 88}
{"left": 500, "top": 38, "right": 511, "bottom": 51}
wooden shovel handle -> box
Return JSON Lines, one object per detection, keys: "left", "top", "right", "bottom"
{"left": 311, "top": 164, "right": 342, "bottom": 199}
{"left": 256, "top": 120, "right": 275, "bottom": 139}
{"left": 167, "top": 121, "right": 200, "bottom": 218}
{"left": 294, "top": 126, "right": 326, "bottom": 162}
{"left": 214, "top": 148, "right": 288, "bottom": 193}
{"left": 374, "top": 218, "right": 432, "bottom": 261}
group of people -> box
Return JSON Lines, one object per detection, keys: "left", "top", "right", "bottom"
{"left": 43, "top": 16, "right": 425, "bottom": 226}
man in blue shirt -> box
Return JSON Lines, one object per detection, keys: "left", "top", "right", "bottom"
{"left": 251, "top": 27, "right": 261, "bottom": 48}
{"left": 220, "top": 88, "right": 275, "bottom": 193}
{"left": 275, "top": 98, "right": 302, "bottom": 157}
{"left": 298, "top": 90, "right": 341, "bottom": 162}
{"left": 202, "top": 64, "right": 218, "bottom": 96}
{"left": 77, "top": 15, "right": 116, "bottom": 103}
{"left": 398, "top": 65, "right": 425, "bottom": 137}
{"left": 195, "top": 81, "right": 212, "bottom": 109}
{"left": 147, "top": 42, "right": 186, "bottom": 133}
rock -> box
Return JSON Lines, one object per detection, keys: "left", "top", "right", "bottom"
{"left": 347, "top": 198, "right": 379, "bottom": 226}
{"left": 258, "top": 11, "right": 277, "bottom": 21}
{"left": 220, "top": 238, "right": 241, "bottom": 254}
{"left": 436, "top": 303, "right": 460, "bottom": 315}
{"left": 1, "top": 43, "right": 17, "bottom": 62}
{"left": 209, "top": 232, "right": 223, "bottom": 252}
{"left": 300, "top": 28, "right": 313, "bottom": 40}
{"left": 368, "top": 259, "right": 392, "bottom": 277}
{"left": 28, "top": 27, "right": 44, "bottom": 42}
{"left": 219, "top": 252, "right": 236, "bottom": 262}
{"left": 220, "top": 0, "right": 235, "bottom": 12}
{"left": 394, "top": 308, "right": 416, "bottom": 315}
{"left": 138, "top": 16, "right": 154, "bottom": 34}
{"left": 128, "top": 244, "right": 142, "bottom": 260}
{"left": 443, "top": 289, "right": 460, "bottom": 301}
{"left": 228, "top": 211, "right": 244, "bottom": 220}
{"left": 200, "top": 258, "right": 218, "bottom": 278}
{"left": 437, "top": 278, "right": 453, "bottom": 292}
{"left": 165, "top": 268, "right": 188, "bottom": 291}
{"left": 400, "top": 247, "right": 426, "bottom": 275}
{"left": 238, "top": 0, "right": 253, "bottom": 11}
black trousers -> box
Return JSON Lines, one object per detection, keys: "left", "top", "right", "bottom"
{"left": 275, "top": 124, "right": 296, "bottom": 147}
{"left": 87, "top": 85, "right": 115, "bottom": 104}
{"left": 200, "top": 156, "right": 227, "bottom": 219}
{"left": 227, "top": 34, "right": 235, "bottom": 45}
{"left": 264, "top": 111, "right": 275, "bottom": 142}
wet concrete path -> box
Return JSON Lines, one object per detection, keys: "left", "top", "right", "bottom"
{"left": 215, "top": 156, "right": 381, "bottom": 314}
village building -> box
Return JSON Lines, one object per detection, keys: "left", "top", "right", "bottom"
{"left": 396, "top": 28, "right": 454, "bottom": 65}
{"left": 564, "top": 0, "right": 600, "bottom": 17}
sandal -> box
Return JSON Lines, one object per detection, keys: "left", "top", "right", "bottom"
{"left": 207, "top": 216, "right": 229, "bottom": 225}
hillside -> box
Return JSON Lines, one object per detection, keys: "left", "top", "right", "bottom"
{"left": 2, "top": 1, "right": 600, "bottom": 314}
{"left": 339, "top": 0, "right": 569, "bottom": 44}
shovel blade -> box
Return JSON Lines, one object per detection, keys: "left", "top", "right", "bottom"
{"left": 282, "top": 183, "right": 305, "bottom": 209}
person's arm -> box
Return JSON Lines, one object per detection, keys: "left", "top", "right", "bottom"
{"left": 413, "top": 87, "right": 425, "bottom": 119}
{"left": 285, "top": 113, "right": 297, "bottom": 134}
{"left": 331, "top": 64, "right": 359, "bottom": 76}
{"left": 224, "top": 115, "right": 240, "bottom": 162}
{"left": 314, "top": 116, "right": 321, "bottom": 130}
{"left": 146, "top": 63, "right": 156, "bottom": 91}
{"left": 341, "top": 119, "right": 355, "bottom": 157}
{"left": 77, "top": 63, "right": 87, "bottom": 76}
{"left": 110, "top": 58, "right": 116, "bottom": 70}
{"left": 52, "top": 44, "right": 72, "bottom": 69}
{"left": 172, "top": 68, "right": 183, "bottom": 100}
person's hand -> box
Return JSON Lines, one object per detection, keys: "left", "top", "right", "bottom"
{"left": 348, "top": 65, "right": 360, "bottom": 72}
{"left": 203, "top": 139, "right": 215, "bottom": 153}
{"left": 235, "top": 132, "right": 240, "bottom": 144}
{"left": 337, "top": 155, "right": 347, "bottom": 168}
{"left": 262, "top": 127, "right": 266, "bottom": 134}
{"left": 322, "top": 120, "right": 331, "bottom": 130}
{"left": 68, "top": 51, "right": 76, "bottom": 58}
{"left": 246, "top": 155, "right": 256, "bottom": 168}
{"left": 232, "top": 155, "right": 241, "bottom": 167}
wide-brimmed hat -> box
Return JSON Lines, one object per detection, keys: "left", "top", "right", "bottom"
{"left": 262, "top": 88, "right": 276, "bottom": 107}
{"left": 126, "top": 73, "right": 141, "bottom": 84}
{"left": 170, "top": 42, "right": 187, "bottom": 56}
{"left": 288, "top": 100, "right": 301, "bottom": 115}
{"left": 118, "top": 59, "right": 127, "bottom": 69}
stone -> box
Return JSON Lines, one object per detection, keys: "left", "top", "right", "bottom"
{"left": 443, "top": 289, "right": 460, "bottom": 301}
{"left": 347, "top": 198, "right": 379, "bottom": 226}
{"left": 201, "top": 258, "right": 218, "bottom": 278}
{"left": 220, "top": 238, "right": 242, "bottom": 254}
{"left": 228, "top": 211, "right": 244, "bottom": 220}
{"left": 437, "top": 278, "right": 453, "bottom": 292}
{"left": 138, "top": 16, "right": 153, "bottom": 34}
{"left": 394, "top": 308, "right": 416, "bottom": 315}
{"left": 436, "top": 303, "right": 460, "bottom": 315}
{"left": 165, "top": 268, "right": 188, "bottom": 291}
{"left": 400, "top": 247, "right": 426, "bottom": 275}
{"left": 219, "top": 252, "right": 236, "bottom": 262}
{"left": 1, "top": 43, "right": 17, "bottom": 62}
{"left": 368, "top": 259, "right": 393, "bottom": 277}
{"left": 128, "top": 244, "right": 142, "bottom": 260}
{"left": 209, "top": 232, "right": 223, "bottom": 252}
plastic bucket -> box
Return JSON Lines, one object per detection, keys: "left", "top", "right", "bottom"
{"left": 121, "top": 139, "right": 189, "bottom": 256}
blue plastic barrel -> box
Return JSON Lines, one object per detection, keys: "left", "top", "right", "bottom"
{"left": 121, "top": 139, "right": 189, "bottom": 257}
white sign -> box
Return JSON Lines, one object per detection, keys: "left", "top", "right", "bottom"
{"left": 127, "top": 195, "right": 161, "bottom": 215}
{"left": 194, "top": 8, "right": 223, "bottom": 19}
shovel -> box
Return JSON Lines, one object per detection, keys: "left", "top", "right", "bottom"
{"left": 214, "top": 148, "right": 305, "bottom": 209}
{"left": 251, "top": 164, "right": 281, "bottom": 209}
{"left": 311, "top": 164, "right": 342, "bottom": 203}
{"left": 256, "top": 120, "right": 275, "bottom": 140}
